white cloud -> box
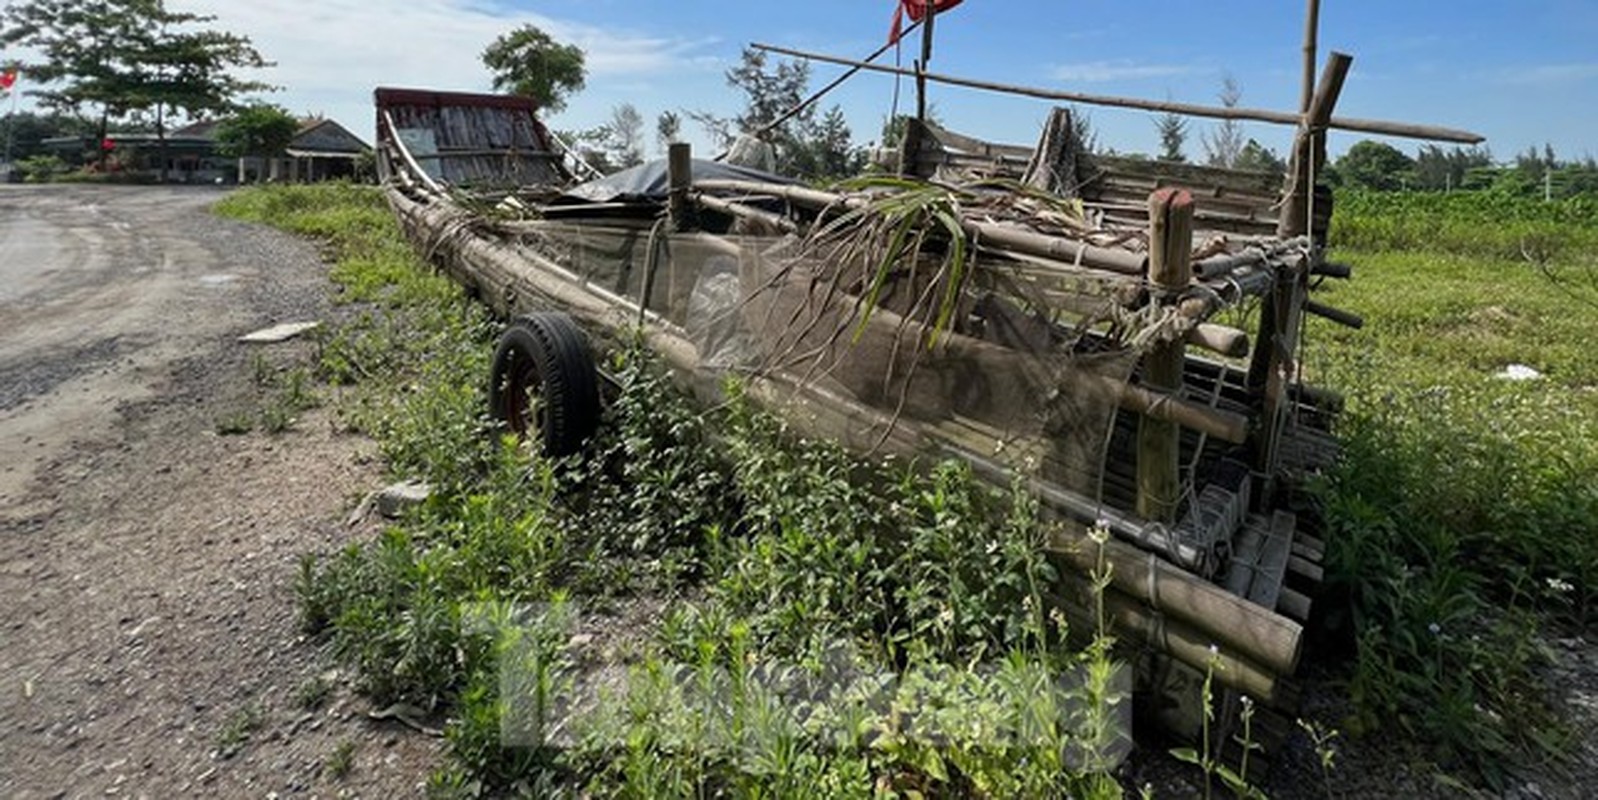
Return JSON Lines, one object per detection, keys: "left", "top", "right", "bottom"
{"left": 1051, "top": 60, "right": 1196, "bottom": 83}
{"left": 165, "top": 0, "right": 718, "bottom": 137}
{"left": 1496, "top": 63, "right": 1598, "bottom": 86}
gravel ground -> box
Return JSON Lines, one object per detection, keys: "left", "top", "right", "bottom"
{"left": 0, "top": 185, "right": 437, "bottom": 797}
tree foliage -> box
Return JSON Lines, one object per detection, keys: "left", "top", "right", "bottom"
{"left": 2, "top": 0, "right": 273, "bottom": 178}
{"left": 214, "top": 102, "right": 298, "bottom": 159}
{"left": 1155, "top": 111, "right": 1187, "bottom": 163}
{"left": 697, "top": 48, "right": 863, "bottom": 180}
{"left": 1232, "top": 139, "right": 1286, "bottom": 175}
{"left": 1200, "top": 75, "right": 1244, "bottom": 169}
{"left": 606, "top": 103, "right": 644, "bottom": 169}
{"left": 1413, "top": 144, "right": 1493, "bottom": 191}
{"left": 1, "top": 0, "right": 272, "bottom": 124}
{"left": 480, "top": 25, "right": 585, "bottom": 114}
{"left": 1333, "top": 140, "right": 1415, "bottom": 191}
{"left": 0, "top": 110, "right": 95, "bottom": 159}
{"left": 655, "top": 110, "right": 681, "bottom": 156}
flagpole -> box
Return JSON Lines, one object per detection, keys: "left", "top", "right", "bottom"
{"left": 3, "top": 79, "right": 18, "bottom": 175}
{"left": 916, "top": 1, "right": 936, "bottom": 121}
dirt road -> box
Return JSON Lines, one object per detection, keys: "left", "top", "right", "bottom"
{"left": 0, "top": 186, "right": 434, "bottom": 797}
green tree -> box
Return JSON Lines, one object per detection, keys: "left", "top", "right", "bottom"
{"left": 705, "top": 49, "right": 865, "bottom": 179}
{"left": 1200, "top": 75, "right": 1244, "bottom": 168}
{"left": 0, "top": 110, "right": 95, "bottom": 161}
{"left": 1414, "top": 144, "right": 1492, "bottom": 191}
{"left": 1155, "top": 111, "right": 1187, "bottom": 163}
{"left": 605, "top": 102, "right": 644, "bottom": 169}
{"left": 480, "top": 25, "right": 585, "bottom": 114}
{"left": 655, "top": 110, "right": 681, "bottom": 156}
{"left": 2, "top": 0, "right": 273, "bottom": 178}
{"left": 726, "top": 48, "right": 809, "bottom": 136}
{"left": 1233, "top": 138, "right": 1286, "bottom": 175}
{"left": 214, "top": 103, "right": 298, "bottom": 182}
{"left": 1334, "top": 140, "right": 1415, "bottom": 191}
{"left": 789, "top": 106, "right": 863, "bottom": 181}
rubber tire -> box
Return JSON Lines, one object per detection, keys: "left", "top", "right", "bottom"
{"left": 488, "top": 312, "right": 600, "bottom": 456}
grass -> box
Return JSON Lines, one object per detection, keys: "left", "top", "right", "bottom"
{"left": 1310, "top": 191, "right": 1597, "bottom": 783}
{"left": 326, "top": 739, "right": 357, "bottom": 779}
{"left": 217, "top": 702, "right": 265, "bottom": 758}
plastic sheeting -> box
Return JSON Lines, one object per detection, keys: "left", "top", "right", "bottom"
{"left": 558, "top": 158, "right": 797, "bottom": 204}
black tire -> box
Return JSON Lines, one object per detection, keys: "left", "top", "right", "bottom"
{"left": 488, "top": 312, "right": 600, "bottom": 456}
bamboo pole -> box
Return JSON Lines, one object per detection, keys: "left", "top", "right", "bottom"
{"left": 917, "top": 1, "right": 936, "bottom": 122}
{"left": 1278, "top": 53, "right": 1352, "bottom": 239}
{"left": 1300, "top": 0, "right": 1322, "bottom": 114}
{"left": 734, "top": 19, "right": 921, "bottom": 156}
{"left": 750, "top": 42, "right": 1484, "bottom": 144}
{"left": 691, "top": 193, "right": 800, "bottom": 233}
{"left": 1139, "top": 189, "right": 1195, "bottom": 523}
{"left": 668, "top": 142, "right": 695, "bottom": 233}
{"left": 693, "top": 178, "right": 1150, "bottom": 275}
{"left": 1250, "top": 54, "right": 1351, "bottom": 481}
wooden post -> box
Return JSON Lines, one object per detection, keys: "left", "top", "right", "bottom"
{"left": 1277, "top": 52, "right": 1351, "bottom": 240}
{"left": 1248, "top": 53, "right": 1351, "bottom": 484}
{"left": 1299, "top": 0, "right": 1321, "bottom": 114}
{"left": 1138, "top": 188, "right": 1195, "bottom": 523}
{"left": 667, "top": 142, "right": 694, "bottom": 232}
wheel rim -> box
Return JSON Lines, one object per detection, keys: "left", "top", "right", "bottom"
{"left": 503, "top": 354, "right": 544, "bottom": 438}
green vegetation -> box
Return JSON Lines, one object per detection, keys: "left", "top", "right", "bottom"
{"left": 217, "top": 182, "right": 1595, "bottom": 793}
{"left": 1314, "top": 190, "right": 1596, "bottom": 782}
{"left": 326, "top": 739, "right": 357, "bottom": 779}
{"left": 217, "top": 702, "right": 265, "bottom": 757}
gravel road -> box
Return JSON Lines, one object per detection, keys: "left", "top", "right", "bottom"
{"left": 0, "top": 185, "right": 435, "bottom": 797}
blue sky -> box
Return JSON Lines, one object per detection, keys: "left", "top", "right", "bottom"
{"left": 15, "top": 1, "right": 1598, "bottom": 163}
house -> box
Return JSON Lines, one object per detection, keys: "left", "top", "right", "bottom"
{"left": 40, "top": 130, "right": 232, "bottom": 183}
{"left": 174, "top": 117, "right": 371, "bottom": 183}
{"left": 41, "top": 116, "right": 370, "bottom": 183}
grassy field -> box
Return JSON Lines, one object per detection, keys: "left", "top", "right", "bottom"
{"left": 215, "top": 184, "right": 1595, "bottom": 795}
{"left": 1314, "top": 191, "right": 1596, "bottom": 777}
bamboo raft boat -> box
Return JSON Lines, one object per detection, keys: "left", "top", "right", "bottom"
{"left": 371, "top": 35, "right": 1480, "bottom": 760}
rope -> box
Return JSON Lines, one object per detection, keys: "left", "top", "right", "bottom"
{"left": 1146, "top": 552, "right": 1161, "bottom": 611}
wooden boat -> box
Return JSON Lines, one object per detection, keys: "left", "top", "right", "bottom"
{"left": 371, "top": 36, "right": 1477, "bottom": 755}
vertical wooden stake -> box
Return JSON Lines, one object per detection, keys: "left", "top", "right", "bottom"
{"left": 917, "top": 2, "right": 936, "bottom": 121}
{"left": 1299, "top": 0, "right": 1322, "bottom": 114}
{"left": 1138, "top": 188, "right": 1195, "bottom": 523}
{"left": 668, "top": 142, "right": 694, "bottom": 232}
{"left": 1249, "top": 52, "right": 1351, "bottom": 487}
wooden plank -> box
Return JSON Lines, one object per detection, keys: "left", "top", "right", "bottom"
{"left": 1248, "top": 511, "right": 1298, "bottom": 610}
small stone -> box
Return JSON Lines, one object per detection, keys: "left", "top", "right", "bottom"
{"left": 238, "top": 322, "right": 322, "bottom": 344}
{"left": 375, "top": 480, "right": 432, "bottom": 518}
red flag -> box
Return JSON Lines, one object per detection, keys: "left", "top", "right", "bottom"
{"left": 889, "top": 0, "right": 964, "bottom": 45}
